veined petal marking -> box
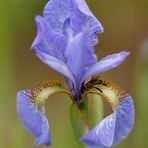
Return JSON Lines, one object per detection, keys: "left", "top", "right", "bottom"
{"left": 80, "top": 78, "right": 134, "bottom": 147}
{"left": 24, "top": 81, "right": 74, "bottom": 111}
{"left": 81, "top": 78, "right": 128, "bottom": 110}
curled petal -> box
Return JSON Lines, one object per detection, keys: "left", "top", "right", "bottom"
{"left": 34, "top": 49, "right": 76, "bottom": 89}
{"left": 17, "top": 90, "right": 51, "bottom": 146}
{"left": 69, "top": 0, "right": 103, "bottom": 45}
{"left": 70, "top": 0, "right": 103, "bottom": 33}
{"left": 81, "top": 51, "right": 130, "bottom": 86}
{"left": 17, "top": 81, "right": 74, "bottom": 146}
{"left": 80, "top": 95, "right": 135, "bottom": 148}
{"left": 32, "top": 16, "right": 66, "bottom": 61}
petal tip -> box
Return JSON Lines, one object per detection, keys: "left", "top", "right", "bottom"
{"left": 120, "top": 51, "right": 130, "bottom": 58}
{"left": 35, "top": 135, "right": 51, "bottom": 146}
{"left": 98, "top": 23, "right": 104, "bottom": 33}
{"left": 35, "top": 15, "right": 42, "bottom": 22}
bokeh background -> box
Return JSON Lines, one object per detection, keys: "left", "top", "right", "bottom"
{"left": 0, "top": 0, "right": 148, "bottom": 147}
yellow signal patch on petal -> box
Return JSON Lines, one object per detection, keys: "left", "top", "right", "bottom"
{"left": 81, "top": 77, "right": 128, "bottom": 110}
{"left": 26, "top": 80, "right": 74, "bottom": 111}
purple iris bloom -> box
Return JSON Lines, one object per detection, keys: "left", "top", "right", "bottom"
{"left": 17, "top": 0, "right": 135, "bottom": 147}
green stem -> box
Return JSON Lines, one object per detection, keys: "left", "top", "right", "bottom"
{"left": 70, "top": 93, "right": 104, "bottom": 148}
{"left": 70, "top": 103, "right": 89, "bottom": 148}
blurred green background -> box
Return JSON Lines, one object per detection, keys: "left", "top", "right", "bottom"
{"left": 0, "top": 0, "right": 148, "bottom": 147}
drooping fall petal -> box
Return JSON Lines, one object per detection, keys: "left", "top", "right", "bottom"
{"left": 80, "top": 95, "right": 134, "bottom": 148}
{"left": 17, "top": 90, "right": 51, "bottom": 146}
{"left": 17, "top": 81, "right": 74, "bottom": 146}
{"left": 80, "top": 79, "right": 135, "bottom": 148}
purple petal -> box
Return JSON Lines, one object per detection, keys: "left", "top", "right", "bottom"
{"left": 69, "top": 0, "right": 103, "bottom": 45}
{"left": 32, "top": 16, "right": 66, "bottom": 61}
{"left": 43, "top": 0, "right": 69, "bottom": 33}
{"left": 80, "top": 95, "right": 135, "bottom": 148}
{"left": 70, "top": 0, "right": 103, "bottom": 33}
{"left": 17, "top": 90, "right": 51, "bottom": 146}
{"left": 75, "top": 0, "right": 96, "bottom": 16}
{"left": 43, "top": 0, "right": 103, "bottom": 39}
{"left": 81, "top": 51, "right": 130, "bottom": 86}
{"left": 65, "top": 31, "right": 97, "bottom": 86}
{"left": 34, "top": 49, "right": 76, "bottom": 89}
{"left": 63, "top": 18, "right": 75, "bottom": 46}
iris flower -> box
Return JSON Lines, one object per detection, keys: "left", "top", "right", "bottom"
{"left": 17, "top": 0, "right": 135, "bottom": 147}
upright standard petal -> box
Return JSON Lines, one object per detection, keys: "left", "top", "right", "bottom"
{"left": 65, "top": 31, "right": 97, "bottom": 88}
{"left": 34, "top": 49, "right": 76, "bottom": 89}
{"left": 69, "top": 0, "right": 103, "bottom": 33}
{"left": 43, "top": 0, "right": 103, "bottom": 38}
{"left": 17, "top": 90, "right": 51, "bottom": 146}
{"left": 32, "top": 16, "right": 66, "bottom": 61}
{"left": 17, "top": 81, "right": 74, "bottom": 146}
{"left": 43, "top": 0, "right": 70, "bottom": 32}
{"left": 80, "top": 95, "right": 135, "bottom": 148}
{"left": 69, "top": 0, "right": 103, "bottom": 45}
{"left": 81, "top": 51, "right": 130, "bottom": 86}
